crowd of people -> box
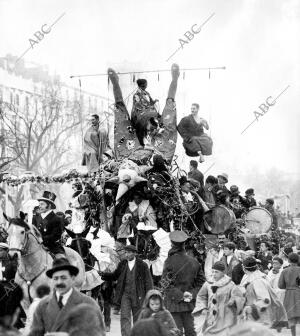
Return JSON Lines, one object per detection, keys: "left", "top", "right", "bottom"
{"left": 0, "top": 157, "right": 299, "bottom": 336}
{"left": 0, "top": 70, "right": 299, "bottom": 336}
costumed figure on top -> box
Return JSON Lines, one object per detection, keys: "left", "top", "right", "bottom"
{"left": 131, "top": 79, "right": 160, "bottom": 146}
{"left": 108, "top": 63, "right": 179, "bottom": 163}
{"left": 193, "top": 261, "right": 245, "bottom": 336}
{"left": 32, "top": 191, "right": 64, "bottom": 258}
{"left": 82, "top": 114, "right": 112, "bottom": 173}
{"left": 177, "top": 103, "right": 213, "bottom": 163}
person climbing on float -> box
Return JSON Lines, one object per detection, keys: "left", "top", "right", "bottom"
{"left": 177, "top": 103, "right": 213, "bottom": 163}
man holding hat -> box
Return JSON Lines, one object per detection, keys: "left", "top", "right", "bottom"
{"left": 101, "top": 244, "right": 153, "bottom": 336}
{"left": 33, "top": 191, "right": 64, "bottom": 258}
{"left": 162, "top": 230, "right": 204, "bottom": 336}
{"left": 28, "top": 258, "right": 101, "bottom": 336}
{"left": 193, "top": 261, "right": 245, "bottom": 336}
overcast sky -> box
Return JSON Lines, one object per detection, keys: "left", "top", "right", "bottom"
{"left": 1, "top": 0, "right": 299, "bottom": 186}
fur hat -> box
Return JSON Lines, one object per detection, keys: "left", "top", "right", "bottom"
{"left": 212, "top": 261, "right": 226, "bottom": 272}
{"left": 46, "top": 257, "right": 79, "bottom": 278}
{"left": 38, "top": 191, "right": 57, "bottom": 209}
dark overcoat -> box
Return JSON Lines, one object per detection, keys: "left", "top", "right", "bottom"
{"left": 33, "top": 211, "right": 64, "bottom": 254}
{"left": 162, "top": 248, "right": 205, "bottom": 313}
{"left": 28, "top": 288, "right": 100, "bottom": 336}
{"left": 278, "top": 265, "right": 300, "bottom": 320}
{"left": 102, "top": 257, "right": 153, "bottom": 307}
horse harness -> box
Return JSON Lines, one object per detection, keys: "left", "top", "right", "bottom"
{"left": 9, "top": 231, "right": 48, "bottom": 303}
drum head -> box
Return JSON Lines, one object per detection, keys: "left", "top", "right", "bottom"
{"left": 243, "top": 206, "right": 272, "bottom": 234}
{"left": 204, "top": 205, "right": 235, "bottom": 234}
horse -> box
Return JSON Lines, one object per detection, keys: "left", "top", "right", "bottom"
{"left": 7, "top": 218, "right": 85, "bottom": 313}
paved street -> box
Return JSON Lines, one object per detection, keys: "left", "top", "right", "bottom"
{"left": 108, "top": 312, "right": 292, "bottom": 336}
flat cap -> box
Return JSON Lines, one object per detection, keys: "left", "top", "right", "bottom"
{"left": 169, "top": 230, "right": 189, "bottom": 243}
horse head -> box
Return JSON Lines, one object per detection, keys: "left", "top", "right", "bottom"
{"left": 6, "top": 217, "right": 41, "bottom": 259}
{"left": 65, "top": 226, "right": 91, "bottom": 260}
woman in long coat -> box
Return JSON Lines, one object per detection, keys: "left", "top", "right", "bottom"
{"left": 193, "top": 261, "right": 245, "bottom": 336}
{"left": 278, "top": 253, "right": 300, "bottom": 336}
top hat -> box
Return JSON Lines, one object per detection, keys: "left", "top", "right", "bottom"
{"left": 46, "top": 257, "right": 79, "bottom": 278}
{"left": 266, "top": 198, "right": 274, "bottom": 205}
{"left": 169, "top": 230, "right": 189, "bottom": 243}
{"left": 217, "top": 173, "right": 228, "bottom": 183}
{"left": 245, "top": 188, "right": 255, "bottom": 196}
{"left": 38, "top": 191, "right": 57, "bottom": 209}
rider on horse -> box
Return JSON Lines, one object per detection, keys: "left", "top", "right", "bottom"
{"left": 32, "top": 191, "right": 65, "bottom": 258}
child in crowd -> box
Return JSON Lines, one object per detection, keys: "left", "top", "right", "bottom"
{"left": 23, "top": 284, "right": 51, "bottom": 335}
{"left": 138, "top": 289, "right": 179, "bottom": 336}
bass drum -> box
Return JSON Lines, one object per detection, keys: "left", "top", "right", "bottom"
{"left": 242, "top": 206, "right": 272, "bottom": 234}
{"left": 204, "top": 205, "right": 236, "bottom": 234}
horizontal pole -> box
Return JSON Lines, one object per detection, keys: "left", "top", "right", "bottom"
{"left": 70, "top": 66, "right": 226, "bottom": 78}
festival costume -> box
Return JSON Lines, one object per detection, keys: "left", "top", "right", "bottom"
{"left": 82, "top": 125, "right": 111, "bottom": 173}
{"left": 267, "top": 268, "right": 285, "bottom": 303}
{"left": 193, "top": 275, "right": 245, "bottom": 336}
{"left": 240, "top": 270, "right": 288, "bottom": 328}
{"left": 278, "top": 265, "right": 300, "bottom": 326}
{"left": 177, "top": 115, "right": 213, "bottom": 157}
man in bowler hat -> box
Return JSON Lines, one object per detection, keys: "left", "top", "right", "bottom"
{"left": 101, "top": 245, "right": 153, "bottom": 336}
{"left": 244, "top": 188, "right": 257, "bottom": 209}
{"left": 28, "top": 258, "right": 102, "bottom": 336}
{"left": 33, "top": 191, "right": 64, "bottom": 257}
{"left": 162, "top": 231, "right": 205, "bottom": 336}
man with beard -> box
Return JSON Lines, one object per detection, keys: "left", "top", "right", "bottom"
{"left": 28, "top": 258, "right": 101, "bottom": 336}
{"left": 82, "top": 114, "right": 111, "bottom": 173}
{"left": 33, "top": 191, "right": 64, "bottom": 258}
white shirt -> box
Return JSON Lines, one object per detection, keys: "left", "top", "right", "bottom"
{"left": 128, "top": 258, "right": 136, "bottom": 271}
{"left": 41, "top": 210, "right": 52, "bottom": 219}
{"left": 56, "top": 288, "right": 73, "bottom": 306}
{"left": 226, "top": 255, "right": 233, "bottom": 265}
